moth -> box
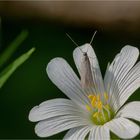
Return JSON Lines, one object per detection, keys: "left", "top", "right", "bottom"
{"left": 66, "top": 31, "right": 97, "bottom": 89}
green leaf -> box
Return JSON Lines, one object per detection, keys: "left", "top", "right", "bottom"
{"left": 0, "top": 48, "right": 35, "bottom": 88}
{"left": 0, "top": 30, "right": 28, "bottom": 68}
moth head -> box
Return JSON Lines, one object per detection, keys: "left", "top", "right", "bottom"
{"left": 80, "top": 43, "right": 92, "bottom": 55}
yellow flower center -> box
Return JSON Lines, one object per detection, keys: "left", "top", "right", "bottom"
{"left": 86, "top": 93, "right": 114, "bottom": 125}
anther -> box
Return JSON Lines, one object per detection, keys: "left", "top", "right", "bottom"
{"left": 86, "top": 105, "right": 91, "bottom": 111}
{"left": 91, "top": 96, "right": 96, "bottom": 107}
{"left": 88, "top": 95, "right": 94, "bottom": 100}
{"left": 97, "top": 101, "right": 102, "bottom": 110}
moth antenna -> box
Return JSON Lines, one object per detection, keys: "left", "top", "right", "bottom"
{"left": 66, "top": 33, "right": 79, "bottom": 47}
{"left": 90, "top": 30, "right": 97, "bottom": 45}
{"left": 85, "top": 30, "right": 97, "bottom": 54}
{"left": 66, "top": 33, "right": 84, "bottom": 54}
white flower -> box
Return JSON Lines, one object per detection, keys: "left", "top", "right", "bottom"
{"left": 29, "top": 44, "right": 140, "bottom": 140}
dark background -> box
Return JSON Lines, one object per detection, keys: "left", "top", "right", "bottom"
{"left": 0, "top": 1, "right": 140, "bottom": 139}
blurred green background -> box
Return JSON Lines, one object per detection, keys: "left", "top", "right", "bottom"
{"left": 0, "top": 15, "right": 140, "bottom": 139}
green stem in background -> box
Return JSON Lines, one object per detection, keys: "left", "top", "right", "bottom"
{"left": 0, "top": 48, "right": 35, "bottom": 88}
{"left": 0, "top": 30, "right": 28, "bottom": 68}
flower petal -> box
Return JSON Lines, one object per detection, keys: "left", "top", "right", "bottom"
{"left": 88, "top": 125, "right": 110, "bottom": 140}
{"left": 104, "top": 45, "right": 139, "bottom": 111}
{"left": 35, "top": 115, "right": 89, "bottom": 137}
{"left": 63, "top": 126, "right": 91, "bottom": 140}
{"left": 46, "top": 57, "right": 89, "bottom": 105}
{"left": 29, "top": 98, "right": 89, "bottom": 122}
{"left": 106, "top": 117, "right": 140, "bottom": 139}
{"left": 73, "top": 43, "right": 105, "bottom": 95}
{"left": 116, "top": 62, "right": 140, "bottom": 110}
{"left": 117, "top": 101, "right": 140, "bottom": 122}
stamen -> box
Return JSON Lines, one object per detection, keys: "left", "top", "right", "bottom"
{"left": 96, "top": 94, "right": 100, "bottom": 101}
{"left": 91, "top": 96, "right": 96, "bottom": 107}
{"left": 88, "top": 95, "right": 94, "bottom": 100}
{"left": 86, "top": 94, "right": 114, "bottom": 125}
{"left": 97, "top": 101, "right": 102, "bottom": 110}
{"left": 105, "top": 104, "right": 110, "bottom": 109}
{"left": 93, "top": 112, "right": 98, "bottom": 118}
{"left": 103, "top": 106, "right": 111, "bottom": 119}
{"left": 93, "top": 112, "right": 101, "bottom": 123}
{"left": 101, "top": 109, "right": 106, "bottom": 122}
{"left": 104, "top": 93, "right": 108, "bottom": 100}
{"left": 86, "top": 105, "right": 91, "bottom": 111}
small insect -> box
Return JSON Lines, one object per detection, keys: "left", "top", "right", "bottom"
{"left": 66, "top": 31, "right": 97, "bottom": 89}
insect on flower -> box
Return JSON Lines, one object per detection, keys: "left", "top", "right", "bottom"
{"left": 29, "top": 32, "right": 140, "bottom": 140}
{"left": 66, "top": 31, "right": 97, "bottom": 89}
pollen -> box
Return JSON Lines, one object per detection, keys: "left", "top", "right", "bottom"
{"left": 86, "top": 94, "right": 114, "bottom": 125}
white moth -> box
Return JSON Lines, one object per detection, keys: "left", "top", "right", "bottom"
{"left": 80, "top": 51, "right": 93, "bottom": 88}
{"left": 66, "top": 31, "right": 97, "bottom": 89}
